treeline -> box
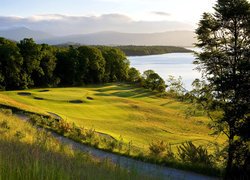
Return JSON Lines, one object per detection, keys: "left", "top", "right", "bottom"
{"left": 0, "top": 37, "right": 166, "bottom": 92}
{"left": 55, "top": 44, "right": 192, "bottom": 56}
{"left": 115, "top": 45, "right": 192, "bottom": 56}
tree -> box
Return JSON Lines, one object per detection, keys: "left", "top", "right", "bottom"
{"left": 166, "top": 75, "right": 186, "bottom": 96}
{"left": 18, "top": 38, "right": 42, "bottom": 88}
{"left": 0, "top": 38, "right": 24, "bottom": 90}
{"left": 55, "top": 46, "right": 78, "bottom": 86}
{"left": 128, "top": 67, "right": 141, "bottom": 83}
{"left": 195, "top": 0, "right": 250, "bottom": 178}
{"left": 77, "top": 46, "right": 105, "bottom": 83}
{"left": 38, "top": 44, "right": 59, "bottom": 87}
{"left": 101, "top": 47, "right": 129, "bottom": 82}
{"left": 142, "top": 70, "right": 166, "bottom": 92}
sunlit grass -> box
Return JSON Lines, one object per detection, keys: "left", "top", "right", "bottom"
{"left": 0, "top": 83, "right": 226, "bottom": 153}
{"left": 0, "top": 111, "right": 152, "bottom": 180}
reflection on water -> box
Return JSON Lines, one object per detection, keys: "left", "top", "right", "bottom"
{"left": 128, "top": 53, "right": 201, "bottom": 91}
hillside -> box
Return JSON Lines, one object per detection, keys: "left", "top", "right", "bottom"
{"left": 0, "top": 84, "right": 225, "bottom": 152}
{"left": 0, "top": 109, "right": 149, "bottom": 179}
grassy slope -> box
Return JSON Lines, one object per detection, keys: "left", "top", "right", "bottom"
{"left": 0, "top": 111, "right": 151, "bottom": 180}
{"left": 0, "top": 84, "right": 226, "bottom": 152}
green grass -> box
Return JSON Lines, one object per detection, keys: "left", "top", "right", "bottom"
{"left": 0, "top": 83, "right": 226, "bottom": 153}
{"left": 0, "top": 110, "right": 153, "bottom": 180}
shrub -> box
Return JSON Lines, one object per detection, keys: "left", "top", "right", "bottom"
{"left": 106, "top": 140, "right": 117, "bottom": 151}
{"left": 0, "top": 109, "right": 12, "bottom": 116}
{"left": 29, "top": 114, "right": 43, "bottom": 125}
{"left": 117, "top": 136, "right": 124, "bottom": 152}
{"left": 149, "top": 140, "right": 166, "bottom": 157}
{"left": 0, "top": 120, "right": 10, "bottom": 129}
{"left": 58, "top": 120, "right": 72, "bottom": 134}
{"left": 14, "top": 131, "right": 26, "bottom": 139}
{"left": 165, "top": 143, "right": 175, "bottom": 160}
{"left": 177, "top": 141, "right": 213, "bottom": 166}
{"left": 90, "top": 137, "right": 100, "bottom": 148}
{"left": 126, "top": 141, "right": 133, "bottom": 155}
{"left": 84, "top": 128, "right": 95, "bottom": 140}
{"left": 71, "top": 124, "right": 85, "bottom": 141}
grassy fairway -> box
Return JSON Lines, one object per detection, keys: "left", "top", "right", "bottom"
{"left": 0, "top": 84, "right": 226, "bottom": 152}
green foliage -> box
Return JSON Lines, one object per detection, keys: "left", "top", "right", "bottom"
{"left": 142, "top": 70, "right": 166, "bottom": 93}
{"left": 77, "top": 46, "right": 105, "bottom": 83}
{"left": 0, "top": 120, "right": 10, "bottom": 129}
{"left": 0, "top": 38, "right": 139, "bottom": 89}
{"left": 148, "top": 141, "right": 175, "bottom": 160}
{"left": 100, "top": 47, "right": 129, "bottom": 82}
{"left": 166, "top": 76, "right": 186, "bottom": 97}
{"left": 116, "top": 45, "right": 192, "bottom": 56}
{"left": 195, "top": 0, "right": 250, "bottom": 178}
{"left": 14, "top": 130, "right": 26, "bottom": 139}
{"left": 177, "top": 142, "right": 213, "bottom": 166}
{"left": 0, "top": 38, "right": 24, "bottom": 90}
{"left": 38, "top": 44, "right": 59, "bottom": 87}
{"left": 0, "top": 108, "right": 12, "bottom": 116}
{"left": 18, "top": 38, "right": 43, "bottom": 88}
{"left": 128, "top": 67, "right": 141, "bottom": 83}
{"left": 149, "top": 140, "right": 166, "bottom": 157}
{"left": 0, "top": 37, "right": 168, "bottom": 96}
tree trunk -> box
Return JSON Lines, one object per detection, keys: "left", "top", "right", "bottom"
{"left": 225, "top": 135, "right": 234, "bottom": 180}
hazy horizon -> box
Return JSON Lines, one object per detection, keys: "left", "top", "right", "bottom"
{"left": 1, "top": 0, "right": 216, "bottom": 36}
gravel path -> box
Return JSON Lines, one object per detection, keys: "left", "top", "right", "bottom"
{"left": 15, "top": 113, "right": 218, "bottom": 180}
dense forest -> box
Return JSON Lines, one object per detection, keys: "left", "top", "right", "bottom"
{"left": 55, "top": 44, "right": 192, "bottom": 56}
{"left": 115, "top": 45, "right": 192, "bottom": 56}
{"left": 0, "top": 37, "right": 165, "bottom": 92}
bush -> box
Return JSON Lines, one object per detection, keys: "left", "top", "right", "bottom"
{"left": 0, "top": 120, "right": 10, "bottom": 129}
{"left": 165, "top": 144, "right": 175, "bottom": 160}
{"left": 0, "top": 109, "right": 12, "bottom": 116}
{"left": 177, "top": 141, "right": 213, "bottom": 166}
{"left": 106, "top": 140, "right": 117, "bottom": 151}
{"left": 14, "top": 131, "right": 26, "bottom": 139}
{"left": 58, "top": 120, "right": 72, "bottom": 134}
{"left": 29, "top": 114, "right": 43, "bottom": 125}
{"left": 149, "top": 140, "right": 166, "bottom": 157}
{"left": 84, "top": 128, "right": 95, "bottom": 140}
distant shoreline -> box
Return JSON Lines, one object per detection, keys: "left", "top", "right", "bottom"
{"left": 114, "top": 45, "right": 193, "bottom": 56}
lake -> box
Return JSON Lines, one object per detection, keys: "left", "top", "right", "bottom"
{"left": 128, "top": 52, "right": 201, "bottom": 91}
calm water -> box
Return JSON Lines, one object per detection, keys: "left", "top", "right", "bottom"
{"left": 128, "top": 52, "right": 201, "bottom": 91}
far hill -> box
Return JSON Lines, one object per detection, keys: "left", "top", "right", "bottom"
{"left": 42, "top": 31, "right": 196, "bottom": 46}
{"left": 0, "top": 27, "right": 55, "bottom": 41}
{"left": 0, "top": 27, "right": 196, "bottom": 46}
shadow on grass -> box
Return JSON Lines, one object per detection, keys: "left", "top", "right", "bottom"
{"left": 17, "top": 92, "right": 32, "bottom": 96}
{"left": 69, "top": 100, "right": 84, "bottom": 104}
{"left": 34, "top": 97, "right": 44, "bottom": 100}
{"left": 38, "top": 90, "right": 50, "bottom": 92}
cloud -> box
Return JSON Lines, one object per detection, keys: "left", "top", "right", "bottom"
{"left": 0, "top": 14, "right": 193, "bottom": 36}
{"left": 152, "top": 11, "right": 171, "bottom": 16}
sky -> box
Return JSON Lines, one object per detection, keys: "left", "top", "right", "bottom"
{"left": 0, "top": 0, "right": 216, "bottom": 35}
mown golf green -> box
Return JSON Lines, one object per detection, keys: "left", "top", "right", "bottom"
{"left": 0, "top": 83, "right": 226, "bottom": 152}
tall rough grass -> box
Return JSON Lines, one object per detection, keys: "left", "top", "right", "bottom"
{"left": 0, "top": 111, "right": 152, "bottom": 180}
{"left": 0, "top": 138, "right": 146, "bottom": 180}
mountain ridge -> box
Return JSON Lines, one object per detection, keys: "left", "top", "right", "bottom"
{"left": 0, "top": 27, "right": 196, "bottom": 46}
